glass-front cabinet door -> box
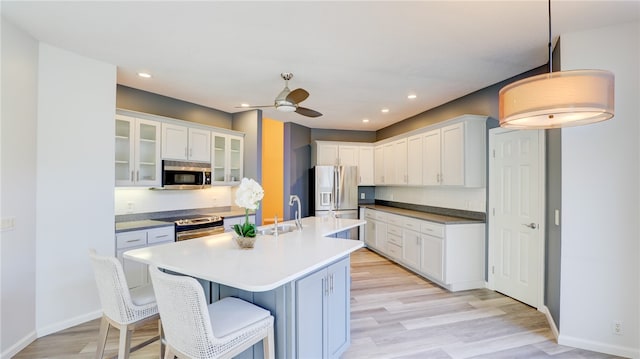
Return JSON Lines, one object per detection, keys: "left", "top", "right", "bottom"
{"left": 115, "top": 116, "right": 135, "bottom": 185}
{"left": 212, "top": 134, "right": 227, "bottom": 183}
{"left": 211, "top": 132, "right": 244, "bottom": 184}
{"left": 135, "top": 119, "right": 161, "bottom": 186}
{"left": 115, "top": 114, "right": 161, "bottom": 187}
{"left": 228, "top": 135, "right": 243, "bottom": 183}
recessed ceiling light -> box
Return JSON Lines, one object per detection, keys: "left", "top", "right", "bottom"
{"left": 240, "top": 103, "right": 250, "bottom": 108}
{"left": 381, "top": 108, "right": 390, "bottom": 113}
{"left": 137, "top": 72, "right": 152, "bottom": 78}
{"left": 407, "top": 94, "right": 417, "bottom": 99}
{"left": 362, "top": 119, "right": 370, "bottom": 123}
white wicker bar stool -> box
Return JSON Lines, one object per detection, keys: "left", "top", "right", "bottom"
{"left": 89, "top": 249, "right": 164, "bottom": 359}
{"left": 148, "top": 266, "right": 275, "bottom": 359}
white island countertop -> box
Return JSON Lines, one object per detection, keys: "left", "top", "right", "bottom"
{"left": 124, "top": 216, "right": 364, "bottom": 292}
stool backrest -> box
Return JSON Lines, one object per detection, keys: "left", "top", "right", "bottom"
{"left": 148, "top": 266, "right": 217, "bottom": 358}
{"left": 89, "top": 249, "right": 138, "bottom": 324}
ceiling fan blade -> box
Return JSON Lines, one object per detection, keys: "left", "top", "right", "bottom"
{"left": 295, "top": 107, "right": 322, "bottom": 118}
{"left": 286, "top": 88, "right": 309, "bottom": 104}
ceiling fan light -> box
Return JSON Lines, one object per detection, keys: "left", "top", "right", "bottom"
{"left": 277, "top": 104, "right": 296, "bottom": 112}
{"left": 499, "top": 69, "right": 614, "bottom": 129}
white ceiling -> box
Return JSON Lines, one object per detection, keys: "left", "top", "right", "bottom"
{"left": 3, "top": 1, "right": 638, "bottom": 130}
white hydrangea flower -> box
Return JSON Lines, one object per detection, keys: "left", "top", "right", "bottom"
{"left": 235, "top": 178, "right": 264, "bottom": 210}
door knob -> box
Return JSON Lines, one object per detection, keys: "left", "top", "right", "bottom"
{"left": 523, "top": 223, "right": 537, "bottom": 229}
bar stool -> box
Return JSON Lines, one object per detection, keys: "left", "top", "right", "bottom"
{"left": 148, "top": 266, "right": 275, "bottom": 359}
{"left": 89, "top": 249, "right": 164, "bottom": 359}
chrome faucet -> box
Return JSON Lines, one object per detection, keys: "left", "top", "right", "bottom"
{"left": 289, "top": 195, "right": 303, "bottom": 230}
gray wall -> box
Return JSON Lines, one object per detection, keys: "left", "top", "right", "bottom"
{"left": 376, "top": 66, "right": 548, "bottom": 141}
{"left": 545, "top": 40, "right": 562, "bottom": 329}
{"left": 116, "top": 85, "right": 232, "bottom": 128}
{"left": 232, "top": 110, "right": 263, "bottom": 223}
{"left": 284, "top": 122, "right": 312, "bottom": 220}
{"left": 311, "top": 128, "right": 376, "bottom": 142}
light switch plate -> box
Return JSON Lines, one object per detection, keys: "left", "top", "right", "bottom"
{"left": 1, "top": 217, "right": 16, "bottom": 231}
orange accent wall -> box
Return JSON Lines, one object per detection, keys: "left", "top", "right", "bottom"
{"left": 261, "top": 118, "right": 284, "bottom": 225}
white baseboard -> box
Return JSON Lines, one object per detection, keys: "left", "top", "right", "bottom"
{"left": 558, "top": 334, "right": 639, "bottom": 358}
{"left": 538, "top": 305, "right": 559, "bottom": 339}
{"left": 37, "top": 309, "right": 102, "bottom": 337}
{"left": 1, "top": 330, "right": 37, "bottom": 359}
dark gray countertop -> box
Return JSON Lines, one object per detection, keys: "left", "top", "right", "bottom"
{"left": 115, "top": 220, "right": 174, "bottom": 233}
{"left": 359, "top": 204, "right": 484, "bottom": 224}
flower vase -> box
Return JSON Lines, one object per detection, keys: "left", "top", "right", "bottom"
{"left": 234, "top": 232, "right": 257, "bottom": 249}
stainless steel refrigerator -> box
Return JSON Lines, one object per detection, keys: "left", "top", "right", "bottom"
{"left": 311, "top": 165, "right": 359, "bottom": 239}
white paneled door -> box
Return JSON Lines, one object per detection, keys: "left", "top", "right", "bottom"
{"left": 489, "top": 129, "right": 544, "bottom": 308}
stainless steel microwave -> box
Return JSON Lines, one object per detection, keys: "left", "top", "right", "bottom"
{"left": 162, "top": 160, "right": 211, "bottom": 189}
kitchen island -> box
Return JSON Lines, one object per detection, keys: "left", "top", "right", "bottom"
{"left": 125, "top": 216, "right": 364, "bottom": 359}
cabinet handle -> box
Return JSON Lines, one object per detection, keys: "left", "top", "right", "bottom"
{"left": 324, "top": 277, "right": 329, "bottom": 296}
{"left": 126, "top": 239, "right": 143, "bottom": 243}
{"left": 130, "top": 171, "right": 134, "bottom": 182}
{"left": 154, "top": 234, "right": 169, "bottom": 238}
{"left": 190, "top": 148, "right": 193, "bottom": 157}
{"left": 136, "top": 170, "right": 139, "bottom": 182}
{"left": 184, "top": 148, "right": 188, "bottom": 157}
{"left": 330, "top": 274, "right": 334, "bottom": 295}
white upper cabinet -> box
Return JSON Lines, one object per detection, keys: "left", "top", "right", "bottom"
{"left": 421, "top": 116, "right": 486, "bottom": 187}
{"left": 394, "top": 138, "right": 408, "bottom": 185}
{"left": 422, "top": 129, "right": 442, "bottom": 186}
{"left": 316, "top": 142, "right": 339, "bottom": 165}
{"left": 407, "top": 134, "right": 423, "bottom": 185}
{"left": 374, "top": 145, "right": 385, "bottom": 185}
{"left": 314, "top": 141, "right": 374, "bottom": 186}
{"left": 383, "top": 142, "right": 395, "bottom": 185}
{"left": 212, "top": 132, "right": 244, "bottom": 184}
{"left": 357, "top": 146, "right": 374, "bottom": 185}
{"left": 115, "top": 114, "right": 161, "bottom": 187}
{"left": 161, "top": 123, "right": 211, "bottom": 162}
{"left": 337, "top": 145, "right": 358, "bottom": 167}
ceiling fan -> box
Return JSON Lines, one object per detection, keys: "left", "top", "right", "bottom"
{"left": 239, "top": 73, "right": 322, "bottom": 118}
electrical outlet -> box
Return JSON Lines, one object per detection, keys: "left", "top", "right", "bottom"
{"left": 360, "top": 192, "right": 365, "bottom": 199}
{"left": 126, "top": 202, "right": 135, "bottom": 213}
{"left": 613, "top": 321, "right": 623, "bottom": 335}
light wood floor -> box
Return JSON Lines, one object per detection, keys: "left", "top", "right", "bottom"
{"left": 15, "top": 248, "right": 622, "bottom": 359}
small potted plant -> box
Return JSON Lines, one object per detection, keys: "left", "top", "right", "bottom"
{"left": 233, "top": 178, "right": 264, "bottom": 248}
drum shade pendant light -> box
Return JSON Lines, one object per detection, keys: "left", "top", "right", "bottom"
{"left": 499, "top": 0, "right": 614, "bottom": 129}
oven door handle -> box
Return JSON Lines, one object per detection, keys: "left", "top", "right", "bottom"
{"left": 176, "top": 226, "right": 225, "bottom": 241}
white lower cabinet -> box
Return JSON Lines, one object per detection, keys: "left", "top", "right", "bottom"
{"left": 223, "top": 214, "right": 256, "bottom": 232}
{"left": 363, "top": 208, "right": 485, "bottom": 291}
{"left": 116, "top": 226, "right": 174, "bottom": 289}
{"left": 420, "top": 234, "right": 444, "bottom": 282}
{"left": 363, "top": 209, "right": 377, "bottom": 248}
{"left": 402, "top": 228, "right": 422, "bottom": 271}
{"left": 296, "top": 257, "right": 350, "bottom": 359}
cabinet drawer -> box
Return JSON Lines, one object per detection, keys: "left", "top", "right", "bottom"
{"left": 374, "top": 211, "right": 387, "bottom": 221}
{"left": 387, "top": 232, "right": 402, "bottom": 246}
{"left": 386, "top": 214, "right": 402, "bottom": 226}
{"left": 386, "top": 242, "right": 402, "bottom": 259}
{"left": 421, "top": 222, "right": 444, "bottom": 238}
{"left": 147, "top": 227, "right": 175, "bottom": 244}
{"left": 116, "top": 231, "right": 147, "bottom": 249}
{"left": 387, "top": 224, "right": 402, "bottom": 237}
{"left": 403, "top": 217, "right": 422, "bottom": 231}
{"left": 364, "top": 210, "right": 377, "bottom": 220}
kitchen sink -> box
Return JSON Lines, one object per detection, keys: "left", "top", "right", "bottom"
{"left": 257, "top": 223, "right": 298, "bottom": 236}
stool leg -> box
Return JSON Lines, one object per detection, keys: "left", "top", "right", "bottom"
{"left": 95, "top": 316, "right": 110, "bottom": 359}
{"left": 263, "top": 325, "right": 275, "bottom": 359}
{"left": 158, "top": 319, "right": 165, "bottom": 359}
{"left": 118, "top": 324, "right": 133, "bottom": 359}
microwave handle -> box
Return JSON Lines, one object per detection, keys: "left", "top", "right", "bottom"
{"left": 202, "top": 171, "right": 206, "bottom": 185}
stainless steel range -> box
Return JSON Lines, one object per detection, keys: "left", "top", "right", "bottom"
{"left": 159, "top": 214, "right": 224, "bottom": 241}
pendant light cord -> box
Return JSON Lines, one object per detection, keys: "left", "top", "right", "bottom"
{"left": 548, "top": 0, "right": 553, "bottom": 73}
